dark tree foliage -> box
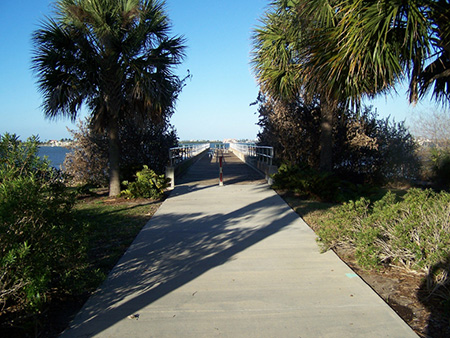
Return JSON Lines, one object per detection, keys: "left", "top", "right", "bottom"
{"left": 333, "top": 107, "right": 420, "bottom": 184}
{"left": 64, "top": 117, "right": 178, "bottom": 186}
{"left": 118, "top": 117, "right": 179, "bottom": 180}
{"left": 256, "top": 93, "right": 321, "bottom": 168}
{"left": 32, "top": 0, "right": 186, "bottom": 196}
{"left": 256, "top": 95, "right": 420, "bottom": 185}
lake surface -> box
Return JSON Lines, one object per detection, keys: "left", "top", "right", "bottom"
{"left": 38, "top": 146, "right": 71, "bottom": 168}
{"left": 37, "top": 143, "right": 243, "bottom": 169}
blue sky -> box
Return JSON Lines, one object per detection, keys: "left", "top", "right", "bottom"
{"left": 0, "top": 0, "right": 438, "bottom": 142}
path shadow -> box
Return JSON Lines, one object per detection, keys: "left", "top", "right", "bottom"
{"left": 62, "top": 187, "right": 297, "bottom": 336}
{"left": 418, "top": 255, "right": 450, "bottom": 337}
{"left": 167, "top": 183, "right": 218, "bottom": 196}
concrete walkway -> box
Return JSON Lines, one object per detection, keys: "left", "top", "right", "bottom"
{"left": 62, "top": 156, "right": 417, "bottom": 337}
{"left": 176, "top": 150, "right": 267, "bottom": 186}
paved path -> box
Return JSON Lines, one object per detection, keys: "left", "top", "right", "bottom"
{"left": 176, "top": 150, "right": 267, "bottom": 186}
{"left": 62, "top": 155, "right": 417, "bottom": 337}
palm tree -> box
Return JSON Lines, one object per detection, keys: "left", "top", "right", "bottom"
{"left": 252, "top": 1, "right": 343, "bottom": 172}
{"left": 32, "top": 0, "right": 185, "bottom": 196}
{"left": 320, "top": 0, "right": 433, "bottom": 103}
{"left": 253, "top": 0, "right": 450, "bottom": 172}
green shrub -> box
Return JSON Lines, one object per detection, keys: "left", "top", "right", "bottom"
{"left": 315, "top": 198, "right": 368, "bottom": 250}
{"left": 0, "top": 133, "right": 80, "bottom": 312}
{"left": 431, "top": 148, "right": 450, "bottom": 188}
{"left": 317, "top": 189, "right": 450, "bottom": 274}
{"left": 0, "top": 133, "right": 50, "bottom": 182}
{"left": 64, "top": 117, "right": 178, "bottom": 186}
{"left": 121, "top": 165, "right": 169, "bottom": 199}
{"left": 336, "top": 112, "right": 420, "bottom": 185}
{"left": 256, "top": 96, "right": 419, "bottom": 185}
{"left": 272, "top": 163, "right": 342, "bottom": 202}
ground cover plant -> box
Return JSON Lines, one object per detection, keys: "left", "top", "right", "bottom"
{"left": 316, "top": 189, "right": 450, "bottom": 274}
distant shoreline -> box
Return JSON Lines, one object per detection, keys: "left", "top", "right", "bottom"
{"left": 40, "top": 141, "right": 73, "bottom": 148}
{"left": 39, "top": 139, "right": 256, "bottom": 147}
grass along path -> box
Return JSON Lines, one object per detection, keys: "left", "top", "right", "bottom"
{"left": 74, "top": 195, "right": 163, "bottom": 278}
{"left": 51, "top": 191, "right": 163, "bottom": 336}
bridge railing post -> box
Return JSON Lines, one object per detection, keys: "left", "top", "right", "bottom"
{"left": 219, "top": 155, "right": 223, "bottom": 186}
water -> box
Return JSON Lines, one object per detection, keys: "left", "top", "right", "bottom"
{"left": 38, "top": 146, "right": 72, "bottom": 168}
{"left": 37, "top": 142, "right": 250, "bottom": 168}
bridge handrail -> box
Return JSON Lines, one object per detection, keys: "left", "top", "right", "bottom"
{"left": 229, "top": 143, "right": 274, "bottom": 166}
{"left": 169, "top": 143, "right": 210, "bottom": 166}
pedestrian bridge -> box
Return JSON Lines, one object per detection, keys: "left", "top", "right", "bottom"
{"left": 166, "top": 143, "right": 277, "bottom": 188}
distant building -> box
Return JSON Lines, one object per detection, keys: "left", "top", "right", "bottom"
{"left": 45, "top": 140, "right": 73, "bottom": 147}
{"left": 222, "top": 139, "right": 257, "bottom": 144}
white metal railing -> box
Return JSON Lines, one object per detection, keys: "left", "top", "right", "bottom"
{"left": 229, "top": 143, "right": 274, "bottom": 166}
{"left": 211, "top": 143, "right": 229, "bottom": 156}
{"left": 229, "top": 143, "right": 256, "bottom": 157}
{"left": 169, "top": 143, "right": 210, "bottom": 166}
{"left": 256, "top": 146, "right": 274, "bottom": 166}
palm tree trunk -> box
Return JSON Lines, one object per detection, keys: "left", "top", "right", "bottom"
{"left": 102, "top": 66, "right": 123, "bottom": 197}
{"left": 108, "top": 117, "right": 121, "bottom": 197}
{"left": 319, "top": 99, "right": 334, "bottom": 172}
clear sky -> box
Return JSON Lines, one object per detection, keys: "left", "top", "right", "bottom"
{"left": 0, "top": 0, "right": 439, "bottom": 142}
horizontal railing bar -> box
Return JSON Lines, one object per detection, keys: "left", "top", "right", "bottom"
{"left": 169, "top": 143, "right": 210, "bottom": 166}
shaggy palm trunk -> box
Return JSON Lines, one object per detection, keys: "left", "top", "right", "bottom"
{"left": 108, "top": 117, "right": 121, "bottom": 197}
{"left": 319, "top": 99, "right": 334, "bottom": 173}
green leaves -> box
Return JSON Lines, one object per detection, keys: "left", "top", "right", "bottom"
{"left": 121, "top": 165, "right": 169, "bottom": 199}
{"left": 253, "top": 0, "right": 450, "bottom": 106}
{"left": 0, "top": 133, "right": 49, "bottom": 182}
{"left": 318, "top": 188, "right": 450, "bottom": 273}
{"left": 0, "top": 133, "right": 77, "bottom": 312}
{"left": 32, "top": 0, "right": 186, "bottom": 196}
{"left": 252, "top": 3, "right": 305, "bottom": 102}
{"left": 272, "top": 163, "right": 342, "bottom": 201}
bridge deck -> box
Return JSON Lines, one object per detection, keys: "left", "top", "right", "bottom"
{"left": 176, "top": 150, "right": 266, "bottom": 186}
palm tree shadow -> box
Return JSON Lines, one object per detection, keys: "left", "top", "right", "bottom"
{"left": 417, "top": 255, "right": 450, "bottom": 337}
{"left": 62, "top": 186, "right": 298, "bottom": 336}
